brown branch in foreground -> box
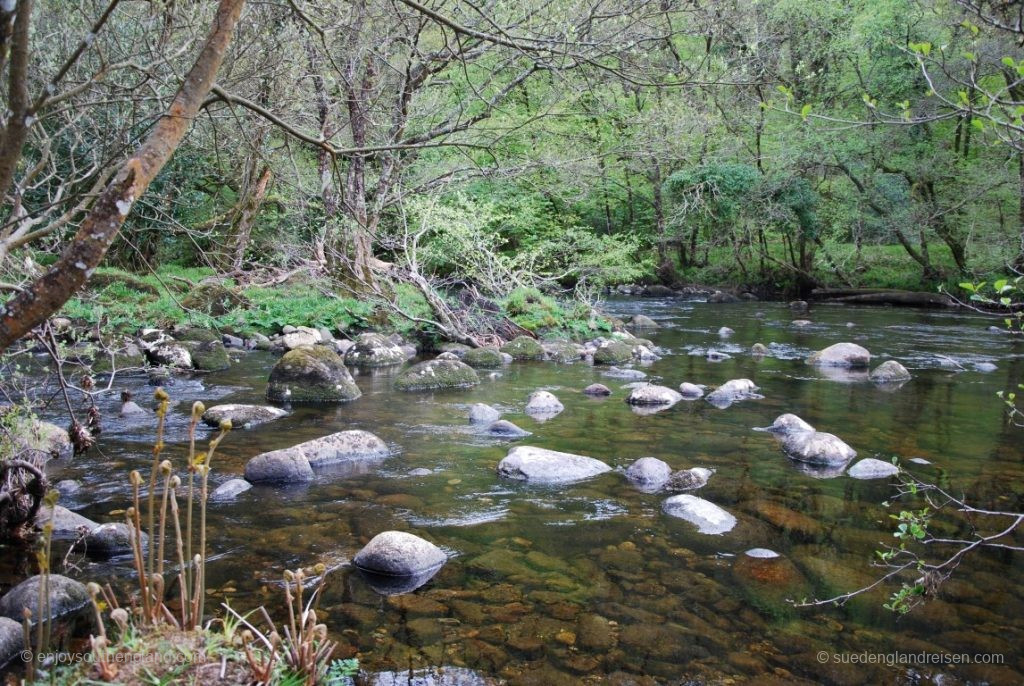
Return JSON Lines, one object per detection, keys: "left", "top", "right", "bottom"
{"left": 0, "top": 0, "right": 247, "bottom": 352}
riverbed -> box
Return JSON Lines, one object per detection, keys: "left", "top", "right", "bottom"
{"left": 5, "top": 297, "right": 1024, "bottom": 684}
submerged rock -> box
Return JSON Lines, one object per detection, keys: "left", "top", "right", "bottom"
{"left": 625, "top": 384, "right": 683, "bottom": 406}
{"left": 210, "top": 478, "right": 253, "bottom": 500}
{"left": 524, "top": 390, "right": 564, "bottom": 417}
{"left": 779, "top": 428, "right": 856, "bottom": 466}
{"left": 807, "top": 342, "right": 871, "bottom": 368}
{"left": 202, "top": 404, "right": 287, "bottom": 428}
{"left": 625, "top": 457, "right": 671, "bottom": 489}
{"left": 602, "top": 366, "right": 646, "bottom": 380}
{"left": 500, "top": 336, "right": 545, "bottom": 360}
{"left": 662, "top": 495, "right": 736, "bottom": 534}
{"left": 244, "top": 430, "right": 389, "bottom": 483}
{"left": 395, "top": 359, "right": 480, "bottom": 391}
{"left": 146, "top": 342, "right": 193, "bottom": 369}
{"left": 543, "top": 341, "right": 584, "bottom": 363}
{"left": 497, "top": 446, "right": 611, "bottom": 484}
{"left": 267, "top": 346, "right": 361, "bottom": 402}
{"left": 468, "top": 403, "right": 502, "bottom": 425}
{"left": 847, "top": 458, "right": 900, "bottom": 479}
{"left": 751, "top": 343, "right": 769, "bottom": 356}
{"left": 870, "top": 360, "right": 912, "bottom": 384}
{"left": 974, "top": 362, "right": 998, "bottom": 373}
{"left": 718, "top": 326, "right": 734, "bottom": 337}
{"left": 0, "top": 574, "right": 89, "bottom": 623}
{"left": 354, "top": 531, "right": 447, "bottom": 595}
{"left": 463, "top": 347, "right": 504, "bottom": 369}
{"left": 667, "top": 467, "right": 713, "bottom": 491}
{"left": 486, "top": 420, "right": 531, "bottom": 438}
{"left": 706, "top": 349, "right": 731, "bottom": 362}
{"left": 705, "top": 378, "right": 761, "bottom": 408}
{"left": 345, "top": 333, "right": 407, "bottom": 367}
{"left": 708, "top": 291, "right": 740, "bottom": 303}
{"left": 582, "top": 383, "right": 611, "bottom": 396}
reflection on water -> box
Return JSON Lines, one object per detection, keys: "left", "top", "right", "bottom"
{"left": 4, "top": 298, "right": 1024, "bottom": 683}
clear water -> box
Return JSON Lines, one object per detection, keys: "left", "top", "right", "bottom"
{"left": 5, "top": 298, "right": 1024, "bottom": 684}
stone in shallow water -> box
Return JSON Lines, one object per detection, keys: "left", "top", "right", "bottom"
{"left": 974, "top": 362, "right": 997, "bottom": 372}
{"left": 202, "top": 403, "right": 287, "bottom": 428}
{"left": 497, "top": 446, "right": 611, "bottom": 484}
{"left": 781, "top": 430, "right": 856, "bottom": 466}
{"left": 625, "top": 385, "right": 683, "bottom": 406}
{"left": 395, "top": 359, "right": 480, "bottom": 391}
{"left": 745, "top": 548, "right": 780, "bottom": 559}
{"left": 344, "top": 333, "right": 407, "bottom": 367}
{"left": 0, "top": 616, "right": 24, "bottom": 667}
{"left": 869, "top": 360, "right": 912, "bottom": 384}
{"left": 463, "top": 347, "right": 503, "bottom": 368}
{"left": 667, "top": 467, "right": 713, "bottom": 491}
{"left": 353, "top": 531, "right": 447, "bottom": 595}
{"left": 625, "top": 457, "right": 671, "bottom": 489}
{"left": 486, "top": 420, "right": 531, "bottom": 438}
{"left": 500, "top": 336, "right": 545, "bottom": 360}
{"left": 601, "top": 366, "right": 646, "bottom": 380}
{"left": 847, "top": 458, "right": 900, "bottom": 479}
{"left": 468, "top": 403, "right": 501, "bottom": 425}
{"left": 524, "top": 390, "right": 564, "bottom": 416}
{"left": 267, "top": 346, "right": 361, "bottom": 402}
{"left": 705, "top": 378, "right": 760, "bottom": 408}
{"left": 718, "top": 326, "right": 734, "bottom": 337}
{"left": 807, "top": 342, "right": 871, "bottom": 368}
{"left": 662, "top": 495, "right": 736, "bottom": 534}
{"left": 244, "top": 430, "right": 389, "bottom": 483}
{"left": 678, "top": 382, "right": 703, "bottom": 398}
{"left": 210, "top": 478, "right": 252, "bottom": 500}
{"left": 0, "top": 574, "right": 90, "bottom": 623}
{"left": 582, "top": 383, "right": 611, "bottom": 396}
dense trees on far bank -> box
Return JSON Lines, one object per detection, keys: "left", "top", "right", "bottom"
{"left": 2, "top": 0, "right": 1024, "bottom": 348}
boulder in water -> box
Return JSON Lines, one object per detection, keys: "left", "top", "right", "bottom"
{"left": 781, "top": 430, "right": 856, "bottom": 466}
{"left": 500, "top": 336, "right": 545, "bottom": 360}
{"left": 708, "top": 291, "right": 740, "bottom": 303}
{"left": 267, "top": 346, "right": 361, "bottom": 402}
{"left": 244, "top": 430, "right": 389, "bottom": 483}
{"left": 625, "top": 384, "right": 683, "bottom": 406}
{"left": 848, "top": 458, "right": 900, "bottom": 480}
{"left": 0, "top": 616, "right": 24, "bottom": 667}
{"left": 345, "top": 333, "right": 407, "bottom": 367}
{"left": 582, "top": 383, "right": 611, "bottom": 396}
{"left": 463, "top": 347, "right": 503, "bottom": 369}
{"left": 0, "top": 574, "right": 90, "bottom": 623}
{"left": 629, "top": 314, "right": 659, "bottom": 329}
{"left": 211, "top": 478, "right": 253, "bottom": 500}
{"left": 353, "top": 531, "right": 447, "bottom": 595}
{"left": 468, "top": 403, "right": 501, "bottom": 425}
{"left": 497, "top": 446, "right": 611, "bottom": 484}
{"left": 807, "top": 342, "right": 871, "bottom": 368}
{"left": 602, "top": 366, "right": 646, "bottom": 380}
{"left": 202, "top": 404, "right": 287, "bottom": 428}
{"left": 625, "top": 457, "right": 671, "bottom": 489}
{"left": 678, "top": 382, "right": 704, "bottom": 399}
{"left": 705, "top": 379, "right": 761, "bottom": 408}
{"left": 394, "top": 359, "right": 480, "bottom": 391}
{"left": 870, "top": 360, "right": 912, "bottom": 384}
{"left": 486, "top": 420, "right": 531, "bottom": 438}
{"left": 667, "top": 467, "right": 713, "bottom": 491}
{"left": 524, "top": 390, "right": 564, "bottom": 417}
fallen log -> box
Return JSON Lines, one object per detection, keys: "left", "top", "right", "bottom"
{"left": 810, "top": 288, "right": 957, "bottom": 308}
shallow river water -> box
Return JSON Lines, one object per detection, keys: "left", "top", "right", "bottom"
{"left": 5, "top": 298, "right": 1024, "bottom": 684}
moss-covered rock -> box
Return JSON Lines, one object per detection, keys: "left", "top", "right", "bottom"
{"left": 463, "top": 347, "right": 503, "bottom": 368}
{"left": 394, "top": 359, "right": 480, "bottom": 391}
{"left": 438, "top": 342, "right": 472, "bottom": 356}
{"left": 181, "top": 282, "right": 249, "bottom": 316}
{"left": 344, "top": 332, "right": 406, "bottom": 367}
{"left": 267, "top": 346, "right": 361, "bottom": 402}
{"left": 543, "top": 341, "right": 583, "bottom": 363}
{"left": 500, "top": 336, "right": 544, "bottom": 360}
{"left": 180, "top": 340, "right": 230, "bottom": 371}
{"left": 176, "top": 327, "right": 221, "bottom": 343}
{"left": 593, "top": 341, "right": 635, "bottom": 365}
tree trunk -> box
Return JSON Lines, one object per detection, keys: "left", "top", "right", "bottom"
{"left": 228, "top": 165, "right": 271, "bottom": 272}
{"left": 0, "top": 0, "right": 246, "bottom": 351}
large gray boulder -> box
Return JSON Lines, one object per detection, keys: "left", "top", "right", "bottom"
{"left": 345, "top": 333, "right": 407, "bottom": 368}
{"left": 282, "top": 326, "right": 321, "bottom": 350}
{"left": 394, "top": 359, "right": 479, "bottom": 391}
{"left": 625, "top": 384, "right": 682, "bottom": 406}
{"left": 354, "top": 531, "right": 447, "bottom": 577}
{"left": 662, "top": 495, "right": 736, "bottom": 535}
{"left": 35, "top": 506, "right": 144, "bottom": 556}
{"left": 202, "top": 404, "right": 287, "bottom": 428}
{"left": 267, "top": 346, "right": 361, "bottom": 402}
{"left": 0, "top": 574, "right": 89, "bottom": 623}
{"left": 781, "top": 429, "right": 856, "bottom": 466}
{"left": 593, "top": 341, "right": 635, "bottom": 365}
{"left": 807, "top": 342, "right": 871, "bottom": 368}
{"left": 244, "top": 430, "right": 389, "bottom": 483}
{"left": 602, "top": 366, "right": 646, "bottom": 380}
{"left": 582, "top": 383, "right": 611, "bottom": 396}
{"left": 145, "top": 342, "right": 193, "bottom": 369}
{"left": 543, "top": 341, "right": 584, "bottom": 363}
{"left": 870, "top": 360, "right": 912, "bottom": 384}
{"left": 625, "top": 457, "right": 671, "bottom": 489}
{"left": 629, "top": 314, "right": 659, "bottom": 329}
{"left": 0, "top": 617, "right": 23, "bottom": 666}
{"left": 497, "top": 446, "right": 611, "bottom": 484}
{"left": 678, "top": 382, "right": 704, "bottom": 399}
{"left": 84, "top": 522, "right": 142, "bottom": 557}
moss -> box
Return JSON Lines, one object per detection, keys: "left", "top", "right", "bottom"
{"left": 463, "top": 347, "right": 503, "bottom": 368}
{"left": 182, "top": 282, "right": 249, "bottom": 316}
{"left": 394, "top": 359, "right": 480, "bottom": 391}
{"left": 593, "top": 341, "right": 635, "bottom": 365}
{"left": 267, "top": 346, "right": 361, "bottom": 402}
{"left": 177, "top": 327, "right": 221, "bottom": 343}
{"left": 544, "top": 341, "right": 581, "bottom": 363}
{"left": 500, "top": 336, "right": 544, "bottom": 360}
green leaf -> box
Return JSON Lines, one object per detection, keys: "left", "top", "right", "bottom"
{"left": 971, "top": 118, "right": 984, "bottom": 132}
{"left": 1003, "top": 56, "right": 1016, "bottom": 68}
{"left": 800, "top": 103, "right": 812, "bottom": 120}
{"left": 994, "top": 279, "right": 1008, "bottom": 291}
